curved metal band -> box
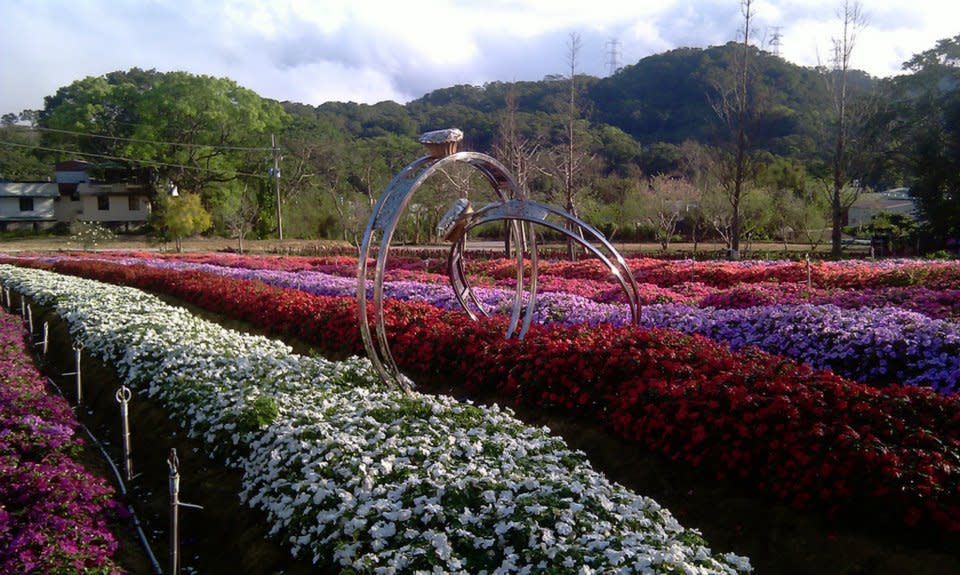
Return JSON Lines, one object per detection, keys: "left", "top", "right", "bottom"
{"left": 357, "top": 152, "right": 528, "bottom": 392}
{"left": 454, "top": 199, "right": 642, "bottom": 337}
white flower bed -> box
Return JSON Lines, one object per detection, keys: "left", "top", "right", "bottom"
{"left": 0, "top": 265, "right": 751, "bottom": 574}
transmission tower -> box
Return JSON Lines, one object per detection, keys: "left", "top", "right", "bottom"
{"left": 606, "top": 38, "right": 622, "bottom": 76}
{"left": 768, "top": 26, "right": 783, "bottom": 57}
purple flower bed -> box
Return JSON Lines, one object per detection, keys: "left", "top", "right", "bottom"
{"left": 639, "top": 304, "right": 960, "bottom": 394}
{"left": 0, "top": 309, "right": 124, "bottom": 574}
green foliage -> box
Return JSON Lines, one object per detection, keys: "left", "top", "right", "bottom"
{"left": 864, "top": 213, "right": 918, "bottom": 240}
{"left": 236, "top": 394, "right": 279, "bottom": 434}
{"left": 161, "top": 193, "right": 212, "bottom": 250}
{"left": 590, "top": 43, "right": 853, "bottom": 161}
{"left": 872, "top": 34, "right": 960, "bottom": 245}
{"left": 0, "top": 125, "right": 51, "bottom": 180}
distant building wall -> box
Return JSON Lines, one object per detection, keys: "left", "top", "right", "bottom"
{"left": 847, "top": 189, "right": 918, "bottom": 228}
{"left": 5, "top": 162, "right": 152, "bottom": 229}
{"left": 0, "top": 182, "right": 59, "bottom": 230}
{"left": 71, "top": 183, "right": 151, "bottom": 225}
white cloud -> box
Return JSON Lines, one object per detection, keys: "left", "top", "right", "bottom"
{"left": 1, "top": 0, "right": 957, "bottom": 114}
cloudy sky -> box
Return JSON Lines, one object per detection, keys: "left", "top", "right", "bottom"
{"left": 2, "top": 0, "right": 958, "bottom": 115}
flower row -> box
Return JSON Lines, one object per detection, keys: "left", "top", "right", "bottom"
{"left": 21, "top": 255, "right": 956, "bottom": 394}
{"left": 9, "top": 258, "right": 959, "bottom": 534}
{"left": 31, "top": 250, "right": 960, "bottom": 290}
{"left": 0, "top": 308, "right": 124, "bottom": 574}
{"left": 0, "top": 264, "right": 749, "bottom": 574}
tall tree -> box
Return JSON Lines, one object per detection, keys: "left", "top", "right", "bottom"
{"left": 40, "top": 69, "right": 163, "bottom": 158}
{"left": 549, "top": 32, "right": 595, "bottom": 259}
{"left": 874, "top": 35, "right": 960, "bottom": 245}
{"left": 0, "top": 123, "right": 50, "bottom": 180}
{"left": 124, "top": 72, "right": 287, "bottom": 198}
{"left": 825, "top": 0, "right": 868, "bottom": 256}
{"left": 711, "top": 0, "right": 756, "bottom": 259}
{"left": 493, "top": 87, "right": 542, "bottom": 196}
{"left": 493, "top": 86, "right": 544, "bottom": 255}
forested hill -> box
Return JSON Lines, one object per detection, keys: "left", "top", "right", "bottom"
{"left": 310, "top": 42, "right": 878, "bottom": 166}
{"left": 591, "top": 42, "right": 875, "bottom": 154}
{"left": 11, "top": 36, "right": 958, "bottom": 245}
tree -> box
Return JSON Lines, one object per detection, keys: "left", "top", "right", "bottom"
{"left": 710, "top": 0, "right": 757, "bottom": 259}
{"left": 873, "top": 35, "right": 960, "bottom": 245}
{"left": 218, "top": 182, "right": 260, "bottom": 253}
{"left": 40, "top": 69, "right": 164, "bottom": 158}
{"left": 161, "top": 193, "right": 213, "bottom": 252}
{"left": 39, "top": 69, "right": 289, "bottom": 240}
{"left": 0, "top": 123, "right": 50, "bottom": 180}
{"left": 549, "top": 32, "right": 595, "bottom": 260}
{"left": 493, "top": 85, "right": 544, "bottom": 255}
{"left": 678, "top": 140, "right": 724, "bottom": 251}
{"left": 824, "top": 0, "right": 868, "bottom": 256}
{"left": 124, "top": 72, "right": 288, "bottom": 200}
{"left": 756, "top": 157, "right": 816, "bottom": 249}
{"left": 494, "top": 86, "right": 543, "bottom": 195}
{"left": 642, "top": 174, "right": 699, "bottom": 250}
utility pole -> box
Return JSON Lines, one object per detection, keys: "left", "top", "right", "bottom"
{"left": 272, "top": 133, "right": 283, "bottom": 240}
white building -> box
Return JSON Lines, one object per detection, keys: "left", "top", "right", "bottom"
{"left": 847, "top": 188, "right": 918, "bottom": 228}
{"left": 0, "top": 181, "right": 59, "bottom": 231}
{"left": 1, "top": 160, "right": 152, "bottom": 231}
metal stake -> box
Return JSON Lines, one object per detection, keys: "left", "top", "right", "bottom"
{"left": 805, "top": 254, "right": 812, "bottom": 289}
{"left": 20, "top": 297, "right": 25, "bottom": 317}
{"left": 168, "top": 449, "right": 203, "bottom": 575}
{"left": 25, "top": 303, "right": 33, "bottom": 337}
{"left": 116, "top": 386, "right": 134, "bottom": 482}
{"left": 33, "top": 321, "right": 49, "bottom": 355}
{"left": 62, "top": 343, "right": 83, "bottom": 407}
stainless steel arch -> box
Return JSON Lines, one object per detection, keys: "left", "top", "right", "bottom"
{"left": 357, "top": 148, "right": 641, "bottom": 392}
{"left": 357, "top": 152, "right": 529, "bottom": 392}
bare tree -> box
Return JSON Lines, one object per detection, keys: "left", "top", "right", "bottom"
{"left": 493, "top": 87, "right": 542, "bottom": 196}
{"left": 679, "top": 140, "right": 723, "bottom": 253}
{"left": 493, "top": 86, "right": 543, "bottom": 255}
{"left": 643, "top": 175, "right": 699, "bottom": 251}
{"left": 221, "top": 183, "right": 260, "bottom": 254}
{"left": 549, "top": 32, "right": 594, "bottom": 260}
{"left": 825, "top": 0, "right": 868, "bottom": 256}
{"left": 710, "top": 0, "right": 755, "bottom": 260}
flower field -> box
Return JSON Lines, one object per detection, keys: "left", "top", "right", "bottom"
{"left": 0, "top": 263, "right": 751, "bottom": 574}
{"left": 0, "top": 307, "right": 124, "bottom": 574}
{"left": 1, "top": 251, "right": 959, "bottom": 573}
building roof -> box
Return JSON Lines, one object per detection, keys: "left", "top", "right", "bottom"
{"left": 0, "top": 182, "right": 60, "bottom": 198}
{"left": 55, "top": 159, "right": 92, "bottom": 172}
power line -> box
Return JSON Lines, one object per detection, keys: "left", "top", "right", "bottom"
{"left": 0, "top": 139, "right": 270, "bottom": 179}
{"left": 31, "top": 126, "right": 275, "bottom": 152}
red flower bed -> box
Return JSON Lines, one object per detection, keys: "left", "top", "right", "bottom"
{"left": 5, "top": 256, "right": 960, "bottom": 536}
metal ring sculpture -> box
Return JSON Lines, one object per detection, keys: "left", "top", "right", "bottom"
{"left": 358, "top": 132, "right": 641, "bottom": 392}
